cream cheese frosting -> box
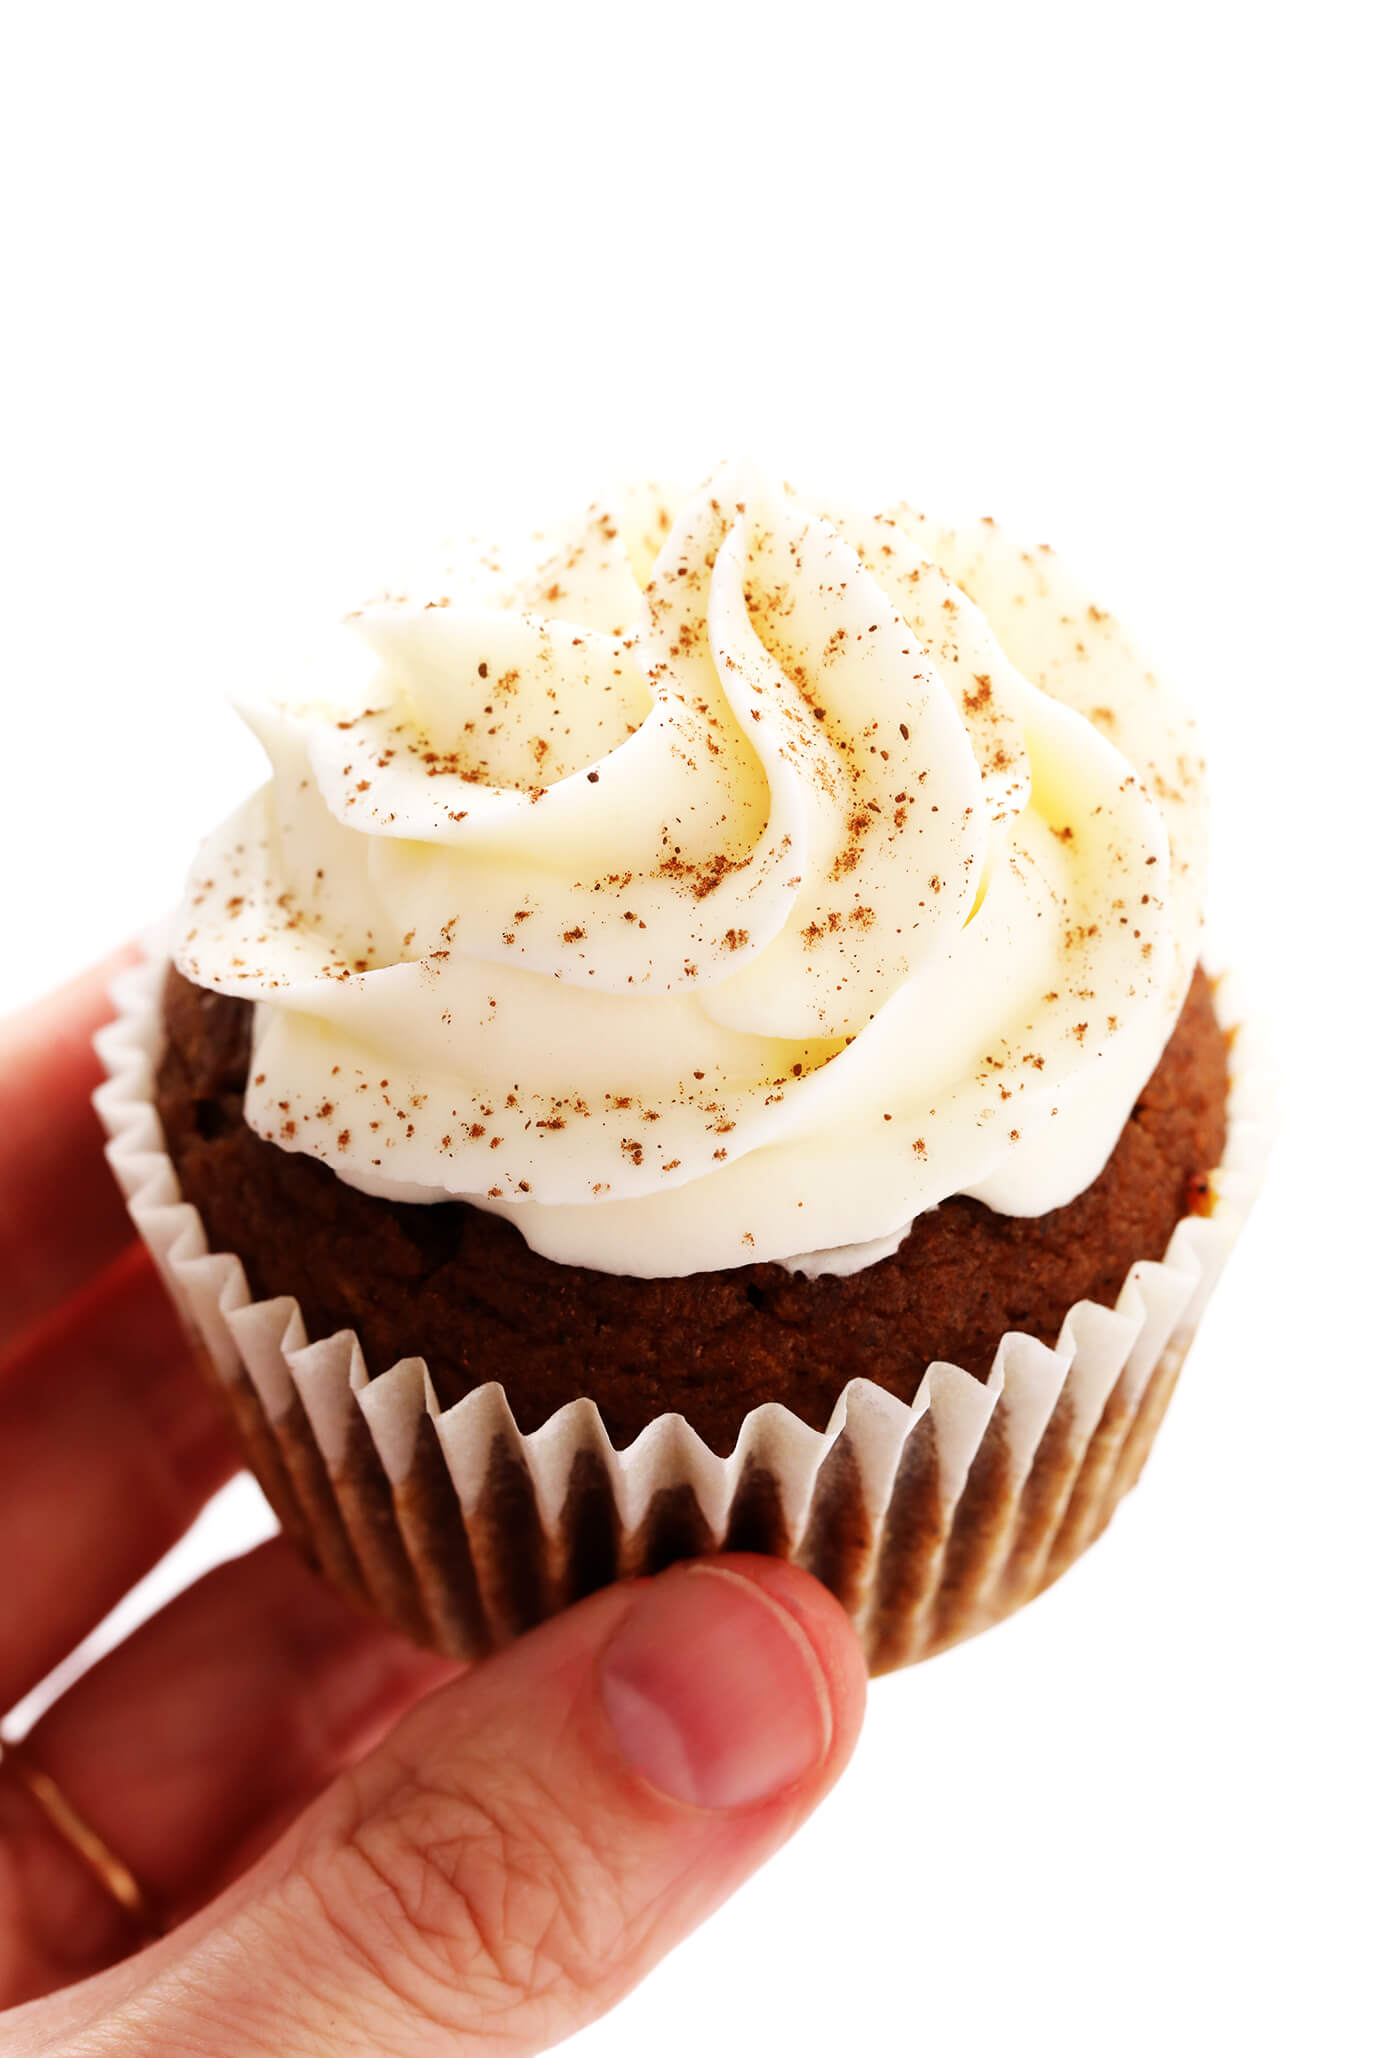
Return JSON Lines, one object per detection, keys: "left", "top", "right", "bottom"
{"left": 175, "top": 465, "right": 1208, "bottom": 1277}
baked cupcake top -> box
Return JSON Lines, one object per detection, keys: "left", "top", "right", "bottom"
{"left": 175, "top": 464, "right": 1207, "bottom": 1277}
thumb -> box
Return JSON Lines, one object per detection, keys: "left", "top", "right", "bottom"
{"left": 92, "top": 1555, "right": 866, "bottom": 2056}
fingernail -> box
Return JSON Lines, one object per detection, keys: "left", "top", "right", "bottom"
{"left": 598, "top": 1564, "right": 833, "bottom": 1810}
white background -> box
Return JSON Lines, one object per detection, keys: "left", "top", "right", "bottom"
{"left": 2, "top": 4, "right": 1388, "bottom": 2053}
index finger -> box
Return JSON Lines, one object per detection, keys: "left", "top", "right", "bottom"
{"left": 0, "top": 951, "right": 141, "bottom": 1362}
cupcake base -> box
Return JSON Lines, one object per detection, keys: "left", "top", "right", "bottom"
{"left": 95, "top": 956, "right": 1272, "bottom": 1675}
{"left": 150, "top": 964, "right": 1230, "bottom": 1453}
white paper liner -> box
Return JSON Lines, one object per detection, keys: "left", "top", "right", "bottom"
{"left": 93, "top": 957, "right": 1275, "bottom": 1674}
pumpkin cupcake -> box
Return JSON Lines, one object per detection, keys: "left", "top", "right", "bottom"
{"left": 97, "top": 465, "right": 1270, "bottom": 1671}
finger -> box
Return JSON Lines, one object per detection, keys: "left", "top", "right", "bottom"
{"left": 0, "top": 1242, "right": 239, "bottom": 1709}
{"left": 74, "top": 1556, "right": 867, "bottom": 2057}
{"left": 0, "top": 1537, "right": 458, "bottom": 2007}
{"left": 0, "top": 950, "right": 141, "bottom": 1358}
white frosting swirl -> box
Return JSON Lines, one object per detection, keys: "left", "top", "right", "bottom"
{"left": 176, "top": 466, "right": 1207, "bottom": 1277}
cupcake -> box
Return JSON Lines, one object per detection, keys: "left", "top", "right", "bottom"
{"left": 96, "top": 465, "right": 1270, "bottom": 1672}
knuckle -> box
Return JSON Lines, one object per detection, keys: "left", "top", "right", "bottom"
{"left": 293, "top": 1753, "right": 631, "bottom": 2039}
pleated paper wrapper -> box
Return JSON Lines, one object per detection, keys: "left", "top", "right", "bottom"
{"left": 94, "top": 958, "right": 1274, "bottom": 1676}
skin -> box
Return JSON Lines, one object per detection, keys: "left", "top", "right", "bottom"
{"left": 0, "top": 959, "right": 867, "bottom": 2055}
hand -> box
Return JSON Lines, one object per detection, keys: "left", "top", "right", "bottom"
{"left": 0, "top": 960, "right": 867, "bottom": 2055}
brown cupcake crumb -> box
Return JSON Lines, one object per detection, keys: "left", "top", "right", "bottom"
{"left": 155, "top": 966, "right": 1227, "bottom": 1455}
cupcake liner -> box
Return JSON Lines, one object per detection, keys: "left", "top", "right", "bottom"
{"left": 93, "top": 955, "right": 1275, "bottom": 1675}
